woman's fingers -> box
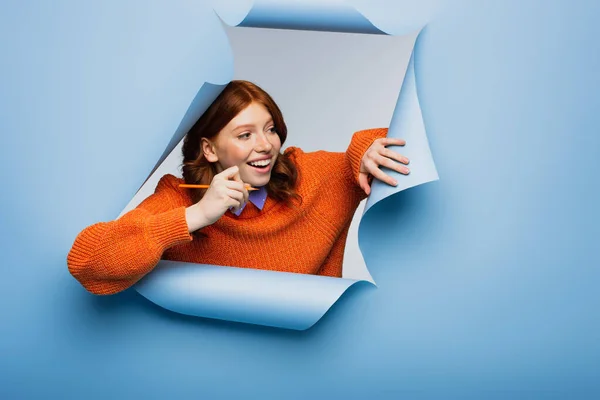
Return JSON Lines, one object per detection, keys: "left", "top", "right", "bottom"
{"left": 213, "top": 165, "right": 249, "bottom": 206}
{"left": 375, "top": 152, "right": 410, "bottom": 175}
{"left": 381, "top": 147, "right": 410, "bottom": 165}
{"left": 222, "top": 186, "right": 245, "bottom": 213}
{"left": 226, "top": 189, "right": 243, "bottom": 212}
{"left": 363, "top": 150, "right": 410, "bottom": 187}
{"left": 218, "top": 165, "right": 240, "bottom": 178}
{"left": 224, "top": 179, "right": 249, "bottom": 204}
{"left": 378, "top": 137, "right": 406, "bottom": 147}
{"left": 230, "top": 167, "right": 249, "bottom": 204}
{"left": 372, "top": 138, "right": 409, "bottom": 165}
{"left": 364, "top": 159, "right": 398, "bottom": 186}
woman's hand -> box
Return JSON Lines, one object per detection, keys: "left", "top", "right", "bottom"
{"left": 358, "top": 138, "right": 410, "bottom": 196}
{"left": 185, "top": 166, "right": 249, "bottom": 232}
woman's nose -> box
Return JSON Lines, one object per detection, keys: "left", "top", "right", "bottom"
{"left": 255, "top": 133, "right": 273, "bottom": 152}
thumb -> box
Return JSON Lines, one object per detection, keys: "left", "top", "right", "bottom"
{"left": 358, "top": 172, "right": 371, "bottom": 196}
{"left": 231, "top": 166, "right": 243, "bottom": 183}
{"left": 219, "top": 165, "right": 240, "bottom": 180}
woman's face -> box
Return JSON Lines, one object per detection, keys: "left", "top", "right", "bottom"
{"left": 203, "top": 102, "right": 282, "bottom": 187}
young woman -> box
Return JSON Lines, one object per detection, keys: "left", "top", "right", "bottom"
{"left": 67, "top": 80, "right": 410, "bottom": 295}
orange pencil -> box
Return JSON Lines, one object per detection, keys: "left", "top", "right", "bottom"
{"left": 179, "top": 184, "right": 260, "bottom": 191}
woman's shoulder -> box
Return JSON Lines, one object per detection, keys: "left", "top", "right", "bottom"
{"left": 283, "top": 145, "right": 343, "bottom": 166}
{"left": 138, "top": 173, "right": 192, "bottom": 209}
{"left": 153, "top": 174, "right": 189, "bottom": 199}
{"left": 353, "top": 127, "right": 388, "bottom": 137}
{"left": 283, "top": 127, "right": 388, "bottom": 158}
{"left": 283, "top": 145, "right": 348, "bottom": 189}
{"left": 151, "top": 173, "right": 183, "bottom": 191}
{"left": 157, "top": 173, "right": 184, "bottom": 187}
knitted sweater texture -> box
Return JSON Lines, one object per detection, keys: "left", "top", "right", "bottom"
{"left": 67, "top": 128, "right": 387, "bottom": 295}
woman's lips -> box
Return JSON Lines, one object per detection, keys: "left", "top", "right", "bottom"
{"left": 246, "top": 158, "right": 273, "bottom": 174}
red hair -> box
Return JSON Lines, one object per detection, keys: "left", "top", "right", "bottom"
{"left": 182, "top": 80, "right": 300, "bottom": 207}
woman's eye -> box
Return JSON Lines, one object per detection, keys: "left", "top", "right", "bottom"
{"left": 268, "top": 127, "right": 277, "bottom": 133}
{"left": 238, "top": 132, "right": 251, "bottom": 139}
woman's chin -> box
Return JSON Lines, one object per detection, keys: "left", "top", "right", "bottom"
{"left": 241, "top": 163, "right": 274, "bottom": 185}
{"left": 242, "top": 174, "right": 271, "bottom": 188}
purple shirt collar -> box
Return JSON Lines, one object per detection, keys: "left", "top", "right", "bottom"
{"left": 231, "top": 186, "right": 268, "bottom": 216}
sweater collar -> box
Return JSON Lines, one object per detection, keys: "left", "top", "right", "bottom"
{"left": 231, "top": 186, "right": 268, "bottom": 216}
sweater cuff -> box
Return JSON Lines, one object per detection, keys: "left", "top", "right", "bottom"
{"left": 147, "top": 206, "right": 193, "bottom": 250}
{"left": 345, "top": 128, "right": 389, "bottom": 184}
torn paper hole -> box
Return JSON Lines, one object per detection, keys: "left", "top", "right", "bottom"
{"left": 119, "top": 0, "right": 438, "bottom": 330}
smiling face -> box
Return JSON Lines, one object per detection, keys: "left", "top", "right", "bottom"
{"left": 201, "top": 102, "right": 282, "bottom": 187}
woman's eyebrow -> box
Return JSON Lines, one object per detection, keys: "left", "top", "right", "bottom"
{"left": 232, "top": 119, "right": 274, "bottom": 132}
{"left": 231, "top": 123, "right": 255, "bottom": 132}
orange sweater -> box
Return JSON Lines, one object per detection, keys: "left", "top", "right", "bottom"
{"left": 67, "top": 128, "right": 388, "bottom": 295}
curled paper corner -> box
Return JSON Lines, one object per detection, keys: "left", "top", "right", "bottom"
{"left": 212, "top": 0, "right": 439, "bottom": 37}
{"left": 211, "top": 0, "right": 254, "bottom": 28}
{"left": 127, "top": 0, "right": 439, "bottom": 331}
{"left": 348, "top": 0, "right": 441, "bottom": 36}
{"left": 135, "top": 261, "right": 376, "bottom": 330}
{"left": 212, "top": 0, "right": 386, "bottom": 34}
{"left": 362, "top": 52, "right": 440, "bottom": 217}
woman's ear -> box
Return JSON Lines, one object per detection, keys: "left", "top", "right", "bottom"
{"left": 201, "top": 138, "right": 219, "bottom": 163}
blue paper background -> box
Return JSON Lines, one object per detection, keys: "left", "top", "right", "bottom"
{"left": 1, "top": 0, "right": 599, "bottom": 398}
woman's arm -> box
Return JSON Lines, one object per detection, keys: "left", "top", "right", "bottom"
{"left": 67, "top": 174, "right": 194, "bottom": 295}
{"left": 344, "top": 128, "right": 389, "bottom": 195}
{"left": 345, "top": 128, "right": 388, "bottom": 183}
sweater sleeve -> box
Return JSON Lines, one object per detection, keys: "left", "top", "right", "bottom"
{"left": 344, "top": 127, "right": 389, "bottom": 186}
{"left": 67, "top": 174, "right": 193, "bottom": 295}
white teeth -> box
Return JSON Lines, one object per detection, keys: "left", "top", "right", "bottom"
{"left": 249, "top": 159, "right": 271, "bottom": 167}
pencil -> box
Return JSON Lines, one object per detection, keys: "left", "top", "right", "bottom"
{"left": 179, "top": 184, "right": 260, "bottom": 191}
